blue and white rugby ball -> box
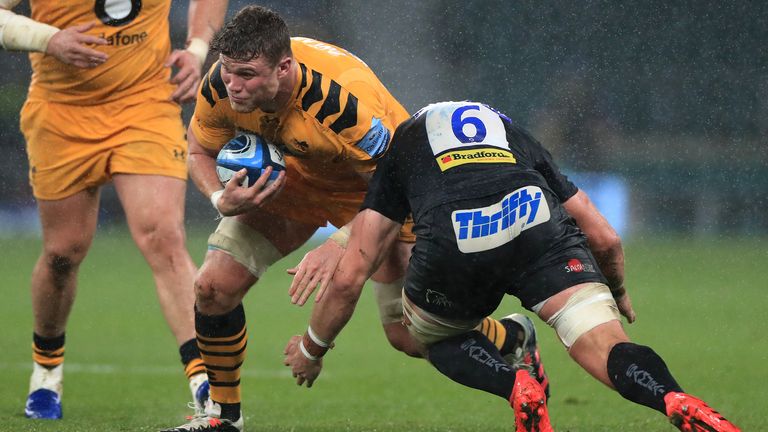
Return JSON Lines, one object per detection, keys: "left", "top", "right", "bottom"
{"left": 216, "top": 133, "right": 286, "bottom": 187}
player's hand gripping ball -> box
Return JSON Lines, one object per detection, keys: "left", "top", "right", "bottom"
{"left": 216, "top": 133, "right": 286, "bottom": 187}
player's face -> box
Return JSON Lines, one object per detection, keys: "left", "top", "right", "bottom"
{"left": 219, "top": 54, "right": 290, "bottom": 113}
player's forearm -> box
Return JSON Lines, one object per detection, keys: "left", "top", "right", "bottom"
{"left": 592, "top": 244, "right": 625, "bottom": 294}
{"left": 184, "top": 0, "right": 227, "bottom": 62}
{"left": 188, "top": 132, "right": 224, "bottom": 200}
{"left": 0, "top": 6, "right": 59, "bottom": 52}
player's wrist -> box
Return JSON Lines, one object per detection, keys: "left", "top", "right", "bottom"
{"left": 300, "top": 327, "right": 332, "bottom": 361}
{"left": 328, "top": 226, "right": 350, "bottom": 248}
{"left": 210, "top": 189, "right": 224, "bottom": 212}
{"left": 185, "top": 37, "right": 209, "bottom": 67}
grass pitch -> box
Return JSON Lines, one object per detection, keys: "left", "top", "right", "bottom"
{"left": 0, "top": 228, "right": 765, "bottom": 431}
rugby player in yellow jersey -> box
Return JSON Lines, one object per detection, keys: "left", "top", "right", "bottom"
{"left": 160, "top": 6, "right": 547, "bottom": 432}
{"left": 0, "top": 0, "right": 227, "bottom": 420}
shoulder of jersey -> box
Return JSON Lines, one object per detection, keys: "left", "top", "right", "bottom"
{"left": 200, "top": 62, "right": 229, "bottom": 108}
{"left": 291, "top": 37, "right": 375, "bottom": 135}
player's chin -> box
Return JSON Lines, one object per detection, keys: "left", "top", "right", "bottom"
{"left": 229, "top": 99, "right": 256, "bottom": 113}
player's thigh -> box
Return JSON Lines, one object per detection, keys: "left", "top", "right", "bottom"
{"left": 113, "top": 174, "right": 187, "bottom": 244}
{"left": 21, "top": 100, "right": 112, "bottom": 200}
{"left": 36, "top": 188, "right": 101, "bottom": 260}
{"left": 206, "top": 211, "right": 318, "bottom": 283}
{"left": 108, "top": 99, "right": 188, "bottom": 182}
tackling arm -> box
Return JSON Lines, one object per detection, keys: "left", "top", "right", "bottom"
{"left": 284, "top": 209, "right": 403, "bottom": 386}
{"left": 563, "top": 189, "right": 635, "bottom": 322}
{"left": 184, "top": 0, "right": 228, "bottom": 66}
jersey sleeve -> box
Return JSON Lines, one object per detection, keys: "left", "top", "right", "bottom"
{"left": 189, "top": 62, "right": 236, "bottom": 151}
{"left": 361, "top": 123, "right": 411, "bottom": 223}
{"left": 511, "top": 125, "right": 578, "bottom": 202}
{"left": 299, "top": 62, "right": 408, "bottom": 175}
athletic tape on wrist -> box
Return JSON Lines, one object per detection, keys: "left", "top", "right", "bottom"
{"left": 328, "top": 226, "right": 350, "bottom": 248}
{"left": 210, "top": 189, "right": 224, "bottom": 212}
{"left": 185, "top": 37, "right": 209, "bottom": 67}
{"left": 0, "top": 9, "right": 59, "bottom": 52}
{"left": 307, "top": 325, "right": 331, "bottom": 348}
{"left": 299, "top": 338, "right": 320, "bottom": 361}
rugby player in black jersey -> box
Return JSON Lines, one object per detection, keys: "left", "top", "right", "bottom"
{"left": 284, "top": 101, "right": 741, "bottom": 432}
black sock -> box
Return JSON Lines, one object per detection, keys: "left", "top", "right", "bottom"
{"left": 427, "top": 330, "right": 516, "bottom": 400}
{"left": 499, "top": 320, "right": 524, "bottom": 357}
{"left": 607, "top": 342, "right": 684, "bottom": 414}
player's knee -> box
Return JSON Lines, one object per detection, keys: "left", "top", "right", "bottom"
{"left": 383, "top": 324, "right": 424, "bottom": 358}
{"left": 133, "top": 222, "right": 185, "bottom": 258}
{"left": 194, "top": 269, "right": 246, "bottom": 315}
{"left": 42, "top": 245, "right": 87, "bottom": 288}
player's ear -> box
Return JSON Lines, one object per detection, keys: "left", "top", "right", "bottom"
{"left": 276, "top": 56, "right": 292, "bottom": 78}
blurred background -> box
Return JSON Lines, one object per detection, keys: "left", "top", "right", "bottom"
{"left": 1, "top": 0, "right": 766, "bottom": 238}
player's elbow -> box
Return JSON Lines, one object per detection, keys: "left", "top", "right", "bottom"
{"left": 329, "top": 272, "right": 364, "bottom": 306}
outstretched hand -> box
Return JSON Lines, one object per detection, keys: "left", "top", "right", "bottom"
{"left": 283, "top": 335, "right": 322, "bottom": 388}
{"left": 287, "top": 240, "right": 344, "bottom": 306}
{"left": 45, "top": 22, "right": 108, "bottom": 68}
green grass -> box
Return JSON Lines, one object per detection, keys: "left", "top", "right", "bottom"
{"left": 0, "top": 229, "right": 765, "bottom": 431}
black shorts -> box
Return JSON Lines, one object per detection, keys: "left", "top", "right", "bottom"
{"left": 404, "top": 190, "right": 606, "bottom": 319}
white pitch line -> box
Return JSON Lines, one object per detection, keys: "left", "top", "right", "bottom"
{"left": 2, "top": 362, "right": 326, "bottom": 379}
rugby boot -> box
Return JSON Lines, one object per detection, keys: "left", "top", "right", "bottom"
{"left": 665, "top": 392, "right": 741, "bottom": 432}
{"left": 189, "top": 374, "right": 210, "bottom": 413}
{"left": 511, "top": 369, "right": 553, "bottom": 432}
{"left": 161, "top": 400, "right": 242, "bottom": 432}
{"left": 24, "top": 363, "right": 63, "bottom": 419}
{"left": 501, "top": 313, "right": 550, "bottom": 398}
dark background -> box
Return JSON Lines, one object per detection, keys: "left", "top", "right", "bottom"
{"left": 1, "top": 1, "right": 765, "bottom": 236}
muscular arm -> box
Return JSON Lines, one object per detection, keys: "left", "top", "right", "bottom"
{"left": 563, "top": 189, "right": 635, "bottom": 322}
{"left": 186, "top": 0, "right": 227, "bottom": 47}
{"left": 0, "top": 1, "right": 107, "bottom": 67}
{"left": 187, "top": 128, "right": 223, "bottom": 201}
{"left": 309, "top": 210, "right": 402, "bottom": 341}
{"left": 563, "top": 189, "right": 625, "bottom": 292}
{"left": 167, "top": 0, "right": 228, "bottom": 103}
{"left": 283, "top": 210, "right": 402, "bottom": 387}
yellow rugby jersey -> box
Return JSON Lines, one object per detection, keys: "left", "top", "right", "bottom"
{"left": 190, "top": 37, "right": 410, "bottom": 192}
{"left": 27, "top": 0, "right": 174, "bottom": 105}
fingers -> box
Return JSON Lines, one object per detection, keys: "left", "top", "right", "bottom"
{"left": 314, "top": 280, "right": 330, "bottom": 303}
{"left": 164, "top": 49, "right": 183, "bottom": 68}
{"left": 170, "top": 72, "right": 199, "bottom": 103}
{"left": 296, "top": 274, "right": 321, "bottom": 306}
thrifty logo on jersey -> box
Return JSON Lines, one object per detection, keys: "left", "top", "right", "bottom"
{"left": 451, "top": 186, "right": 550, "bottom": 253}
{"left": 436, "top": 148, "right": 516, "bottom": 171}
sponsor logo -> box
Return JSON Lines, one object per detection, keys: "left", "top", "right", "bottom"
{"left": 98, "top": 31, "right": 148, "bottom": 46}
{"left": 425, "top": 289, "right": 454, "bottom": 308}
{"left": 460, "top": 338, "right": 512, "bottom": 372}
{"left": 626, "top": 364, "right": 666, "bottom": 396}
{"left": 564, "top": 258, "right": 595, "bottom": 273}
{"left": 436, "top": 148, "right": 516, "bottom": 171}
{"left": 452, "top": 185, "right": 550, "bottom": 253}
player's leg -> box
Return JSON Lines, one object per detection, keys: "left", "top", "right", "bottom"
{"left": 113, "top": 174, "right": 208, "bottom": 405}
{"left": 537, "top": 282, "right": 740, "bottom": 431}
{"left": 26, "top": 188, "right": 101, "bottom": 419}
{"left": 402, "top": 295, "right": 552, "bottom": 432}
{"left": 162, "top": 213, "right": 318, "bottom": 432}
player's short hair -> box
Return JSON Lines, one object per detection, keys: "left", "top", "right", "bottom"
{"left": 210, "top": 5, "right": 291, "bottom": 66}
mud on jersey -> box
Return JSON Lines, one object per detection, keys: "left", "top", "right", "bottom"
{"left": 191, "top": 37, "right": 409, "bottom": 192}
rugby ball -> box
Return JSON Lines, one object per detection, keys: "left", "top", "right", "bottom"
{"left": 216, "top": 133, "right": 286, "bottom": 187}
